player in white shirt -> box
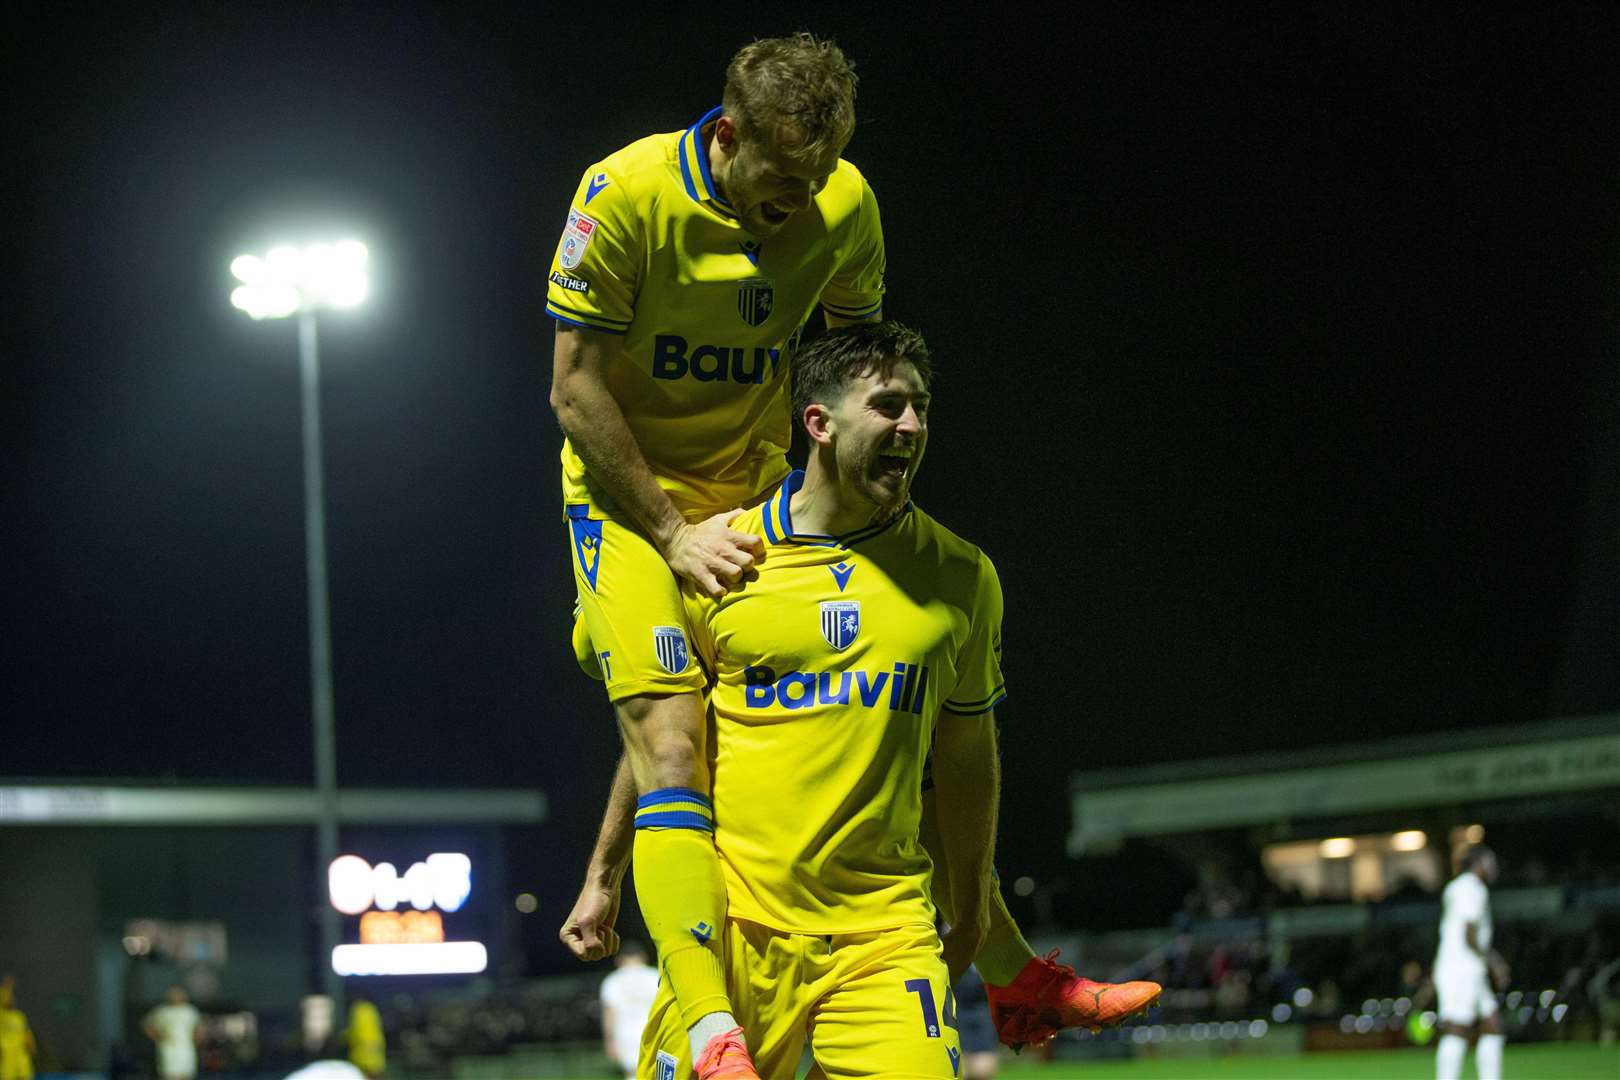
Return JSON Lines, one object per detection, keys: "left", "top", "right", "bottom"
{"left": 142, "top": 985, "right": 201, "bottom": 1080}
{"left": 599, "top": 942, "right": 660, "bottom": 1078}
{"left": 1434, "top": 846, "right": 1509, "bottom": 1080}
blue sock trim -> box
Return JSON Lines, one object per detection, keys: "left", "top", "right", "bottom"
{"left": 637, "top": 787, "right": 713, "bottom": 811}
{"left": 634, "top": 810, "right": 714, "bottom": 832}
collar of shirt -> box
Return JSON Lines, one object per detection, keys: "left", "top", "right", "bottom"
{"left": 677, "top": 106, "right": 734, "bottom": 213}
{"left": 760, "top": 469, "right": 912, "bottom": 549}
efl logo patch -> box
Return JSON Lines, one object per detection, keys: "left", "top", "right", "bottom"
{"left": 737, "top": 278, "right": 774, "bottom": 326}
{"left": 549, "top": 270, "right": 588, "bottom": 292}
{"left": 655, "top": 1050, "right": 677, "bottom": 1080}
{"left": 820, "top": 600, "right": 860, "bottom": 651}
{"left": 559, "top": 208, "right": 597, "bottom": 270}
{"left": 653, "top": 626, "right": 689, "bottom": 675}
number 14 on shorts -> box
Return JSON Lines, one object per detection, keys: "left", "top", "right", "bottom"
{"left": 905, "top": 979, "right": 957, "bottom": 1038}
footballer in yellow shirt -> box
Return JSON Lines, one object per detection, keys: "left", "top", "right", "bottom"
{"left": 547, "top": 34, "right": 884, "bottom": 1076}
{"left": 546, "top": 105, "right": 884, "bottom": 520}
{"left": 685, "top": 471, "right": 1004, "bottom": 937}
{"left": 639, "top": 322, "right": 1002, "bottom": 1079}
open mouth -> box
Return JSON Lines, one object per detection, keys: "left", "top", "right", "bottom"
{"left": 760, "top": 203, "right": 790, "bottom": 224}
{"left": 875, "top": 452, "right": 911, "bottom": 479}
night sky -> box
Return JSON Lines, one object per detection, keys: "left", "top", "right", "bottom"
{"left": 5, "top": 7, "right": 1617, "bottom": 967}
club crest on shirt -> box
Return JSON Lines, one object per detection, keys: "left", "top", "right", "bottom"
{"left": 820, "top": 600, "right": 860, "bottom": 651}
{"left": 653, "top": 626, "right": 689, "bottom": 674}
{"left": 654, "top": 1051, "right": 677, "bottom": 1080}
{"left": 559, "top": 208, "right": 597, "bottom": 270}
{"left": 737, "top": 278, "right": 773, "bottom": 327}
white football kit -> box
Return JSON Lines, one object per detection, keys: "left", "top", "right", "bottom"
{"left": 1434, "top": 871, "right": 1498, "bottom": 1024}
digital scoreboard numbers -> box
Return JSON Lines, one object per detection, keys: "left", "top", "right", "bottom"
{"left": 327, "top": 853, "right": 487, "bottom": 976}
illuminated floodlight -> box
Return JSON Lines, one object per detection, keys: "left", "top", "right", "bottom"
{"left": 229, "top": 254, "right": 266, "bottom": 285}
{"left": 331, "top": 942, "right": 488, "bottom": 976}
{"left": 229, "top": 239, "right": 370, "bottom": 320}
{"left": 1391, "top": 829, "right": 1427, "bottom": 851}
{"left": 1318, "top": 837, "right": 1356, "bottom": 859}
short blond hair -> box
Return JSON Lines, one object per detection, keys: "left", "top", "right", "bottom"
{"left": 723, "top": 33, "right": 858, "bottom": 162}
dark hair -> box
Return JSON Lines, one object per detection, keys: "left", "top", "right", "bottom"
{"left": 791, "top": 322, "right": 932, "bottom": 428}
{"left": 1460, "top": 845, "right": 1495, "bottom": 871}
{"left": 723, "top": 33, "right": 858, "bottom": 162}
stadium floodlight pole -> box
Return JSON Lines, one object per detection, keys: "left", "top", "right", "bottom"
{"left": 230, "top": 241, "right": 370, "bottom": 1009}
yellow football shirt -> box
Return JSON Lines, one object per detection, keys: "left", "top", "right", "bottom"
{"left": 545, "top": 107, "right": 886, "bottom": 518}
{"left": 0, "top": 1007, "right": 32, "bottom": 1080}
{"left": 681, "top": 471, "right": 1006, "bottom": 934}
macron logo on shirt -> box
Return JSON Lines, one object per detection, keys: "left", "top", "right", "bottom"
{"left": 585, "top": 172, "right": 611, "bottom": 203}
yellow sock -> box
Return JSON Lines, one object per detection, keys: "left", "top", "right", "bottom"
{"left": 632, "top": 788, "right": 732, "bottom": 1026}
{"left": 974, "top": 876, "right": 1036, "bottom": 986}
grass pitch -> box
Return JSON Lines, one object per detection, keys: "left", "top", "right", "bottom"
{"left": 991, "top": 1041, "right": 1615, "bottom": 1079}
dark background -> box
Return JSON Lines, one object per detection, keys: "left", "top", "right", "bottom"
{"left": 4, "top": 5, "right": 1617, "bottom": 972}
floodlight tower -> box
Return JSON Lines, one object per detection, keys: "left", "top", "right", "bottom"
{"left": 230, "top": 241, "right": 369, "bottom": 1005}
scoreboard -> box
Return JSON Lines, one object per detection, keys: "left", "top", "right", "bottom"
{"left": 327, "top": 852, "right": 488, "bottom": 976}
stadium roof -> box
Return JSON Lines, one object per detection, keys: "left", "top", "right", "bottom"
{"left": 0, "top": 782, "right": 546, "bottom": 825}
{"left": 1069, "top": 713, "right": 1619, "bottom": 854}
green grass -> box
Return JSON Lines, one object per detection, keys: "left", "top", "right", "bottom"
{"left": 520, "top": 1041, "right": 1617, "bottom": 1079}
{"left": 990, "top": 1041, "right": 1617, "bottom": 1079}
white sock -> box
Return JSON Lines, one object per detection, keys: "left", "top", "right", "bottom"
{"left": 1476, "top": 1032, "right": 1505, "bottom": 1080}
{"left": 1436, "top": 1033, "right": 1468, "bottom": 1080}
{"left": 688, "top": 1011, "right": 742, "bottom": 1061}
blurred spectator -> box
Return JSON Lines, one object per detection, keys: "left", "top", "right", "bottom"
{"left": 1589, "top": 954, "right": 1620, "bottom": 1047}
{"left": 0, "top": 977, "right": 37, "bottom": 1080}
{"left": 342, "top": 1000, "right": 385, "bottom": 1080}
{"left": 598, "top": 942, "right": 658, "bottom": 1079}
{"left": 143, "top": 986, "right": 200, "bottom": 1080}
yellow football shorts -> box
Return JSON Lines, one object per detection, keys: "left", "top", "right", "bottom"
{"left": 565, "top": 500, "right": 708, "bottom": 702}
{"left": 641, "top": 917, "right": 962, "bottom": 1079}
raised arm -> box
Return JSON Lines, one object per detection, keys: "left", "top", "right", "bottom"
{"left": 930, "top": 707, "right": 1001, "bottom": 983}
{"left": 549, "top": 324, "right": 760, "bottom": 599}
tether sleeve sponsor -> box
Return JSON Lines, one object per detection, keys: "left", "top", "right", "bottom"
{"left": 545, "top": 164, "right": 639, "bottom": 331}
